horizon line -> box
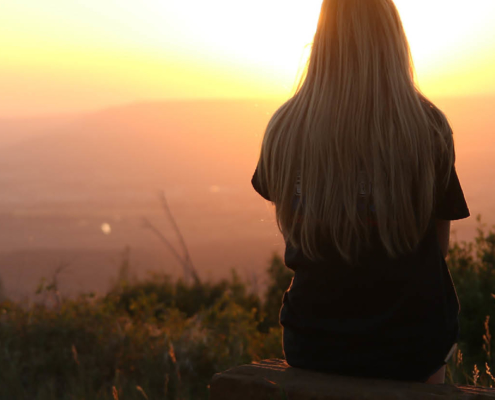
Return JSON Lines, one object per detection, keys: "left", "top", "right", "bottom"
{"left": 2, "top": 93, "right": 495, "bottom": 121}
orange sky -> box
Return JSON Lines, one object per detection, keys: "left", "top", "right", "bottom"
{"left": 1, "top": 0, "right": 494, "bottom": 118}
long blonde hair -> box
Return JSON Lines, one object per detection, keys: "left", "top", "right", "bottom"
{"left": 257, "top": 0, "right": 454, "bottom": 263}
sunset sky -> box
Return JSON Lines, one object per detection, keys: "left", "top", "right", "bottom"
{"left": 1, "top": 0, "right": 494, "bottom": 118}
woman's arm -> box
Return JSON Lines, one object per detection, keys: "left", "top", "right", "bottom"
{"left": 435, "top": 219, "right": 451, "bottom": 258}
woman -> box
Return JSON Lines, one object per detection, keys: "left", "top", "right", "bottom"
{"left": 251, "top": 0, "right": 470, "bottom": 383}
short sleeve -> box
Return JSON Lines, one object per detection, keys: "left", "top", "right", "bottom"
{"left": 434, "top": 164, "right": 470, "bottom": 221}
{"left": 251, "top": 167, "right": 271, "bottom": 201}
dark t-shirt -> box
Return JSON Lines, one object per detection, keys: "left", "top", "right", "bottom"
{"left": 251, "top": 155, "right": 470, "bottom": 381}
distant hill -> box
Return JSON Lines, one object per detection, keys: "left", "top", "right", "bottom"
{"left": 0, "top": 96, "right": 493, "bottom": 300}
{"left": 0, "top": 95, "right": 493, "bottom": 208}
{"left": 0, "top": 100, "right": 283, "bottom": 193}
{"left": 0, "top": 95, "right": 493, "bottom": 211}
{"left": 0, "top": 114, "right": 79, "bottom": 149}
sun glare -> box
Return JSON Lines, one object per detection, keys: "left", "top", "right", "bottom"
{"left": 168, "top": 0, "right": 322, "bottom": 76}
{"left": 395, "top": 1, "right": 495, "bottom": 72}
{"left": 160, "top": 0, "right": 495, "bottom": 93}
{"left": 0, "top": 0, "right": 494, "bottom": 117}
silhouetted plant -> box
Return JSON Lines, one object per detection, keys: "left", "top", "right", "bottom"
{"left": 447, "top": 215, "right": 495, "bottom": 386}
{"left": 3, "top": 219, "right": 495, "bottom": 398}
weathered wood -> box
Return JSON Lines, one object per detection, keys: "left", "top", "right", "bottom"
{"left": 210, "top": 358, "right": 495, "bottom": 400}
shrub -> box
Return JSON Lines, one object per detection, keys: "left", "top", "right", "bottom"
{"left": 3, "top": 219, "right": 495, "bottom": 398}
{"left": 447, "top": 216, "right": 495, "bottom": 386}
{"left": 0, "top": 255, "right": 288, "bottom": 399}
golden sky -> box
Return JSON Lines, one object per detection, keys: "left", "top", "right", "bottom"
{"left": 1, "top": 0, "right": 494, "bottom": 118}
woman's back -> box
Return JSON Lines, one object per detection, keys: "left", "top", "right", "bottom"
{"left": 280, "top": 219, "right": 463, "bottom": 381}
{"left": 252, "top": 146, "right": 468, "bottom": 380}
{"left": 252, "top": 0, "right": 470, "bottom": 382}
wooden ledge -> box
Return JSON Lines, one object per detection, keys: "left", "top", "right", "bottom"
{"left": 210, "top": 359, "right": 495, "bottom": 400}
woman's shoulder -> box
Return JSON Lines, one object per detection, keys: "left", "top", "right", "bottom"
{"left": 417, "top": 96, "right": 455, "bottom": 177}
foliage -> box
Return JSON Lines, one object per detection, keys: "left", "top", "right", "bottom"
{"left": 447, "top": 215, "right": 495, "bottom": 387}
{"left": 4, "top": 217, "right": 495, "bottom": 398}
{"left": 0, "top": 254, "right": 289, "bottom": 400}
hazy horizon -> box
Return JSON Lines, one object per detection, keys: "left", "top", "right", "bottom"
{"left": 0, "top": 95, "right": 493, "bottom": 301}
{"left": 3, "top": 92, "right": 495, "bottom": 121}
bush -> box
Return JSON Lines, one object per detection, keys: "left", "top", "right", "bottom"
{"left": 0, "top": 255, "right": 288, "bottom": 400}
{"left": 447, "top": 216, "right": 495, "bottom": 386}
{"left": 3, "top": 218, "right": 495, "bottom": 398}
